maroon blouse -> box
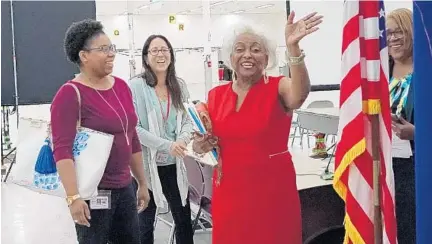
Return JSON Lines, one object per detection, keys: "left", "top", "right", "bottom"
{"left": 50, "top": 76, "right": 141, "bottom": 188}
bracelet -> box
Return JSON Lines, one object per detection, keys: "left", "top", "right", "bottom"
{"left": 66, "top": 194, "right": 81, "bottom": 206}
{"left": 286, "top": 49, "right": 306, "bottom": 66}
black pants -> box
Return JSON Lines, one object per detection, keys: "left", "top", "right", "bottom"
{"left": 393, "top": 157, "right": 416, "bottom": 244}
{"left": 75, "top": 183, "right": 140, "bottom": 244}
{"left": 133, "top": 164, "right": 194, "bottom": 244}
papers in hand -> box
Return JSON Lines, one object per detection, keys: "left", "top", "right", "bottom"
{"left": 183, "top": 102, "right": 219, "bottom": 167}
{"left": 391, "top": 131, "right": 412, "bottom": 158}
{"left": 185, "top": 142, "right": 218, "bottom": 167}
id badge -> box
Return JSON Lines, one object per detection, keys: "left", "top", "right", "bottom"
{"left": 90, "top": 190, "right": 111, "bottom": 210}
{"left": 155, "top": 151, "right": 169, "bottom": 164}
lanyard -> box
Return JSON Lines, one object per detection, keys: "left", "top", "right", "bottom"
{"left": 158, "top": 91, "right": 170, "bottom": 124}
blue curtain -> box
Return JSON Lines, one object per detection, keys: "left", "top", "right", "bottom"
{"left": 413, "top": 1, "right": 432, "bottom": 243}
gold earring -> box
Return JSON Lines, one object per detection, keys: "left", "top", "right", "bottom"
{"left": 263, "top": 70, "right": 269, "bottom": 84}
{"left": 232, "top": 70, "right": 237, "bottom": 83}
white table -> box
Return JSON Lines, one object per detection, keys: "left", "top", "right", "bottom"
{"left": 295, "top": 107, "right": 339, "bottom": 135}
{"left": 292, "top": 151, "right": 332, "bottom": 189}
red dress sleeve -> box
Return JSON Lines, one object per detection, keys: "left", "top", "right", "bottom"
{"left": 50, "top": 84, "right": 80, "bottom": 162}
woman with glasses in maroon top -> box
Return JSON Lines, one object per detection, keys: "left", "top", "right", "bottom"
{"left": 50, "top": 19, "right": 150, "bottom": 244}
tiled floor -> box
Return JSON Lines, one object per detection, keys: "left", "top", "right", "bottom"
{"left": 1, "top": 134, "right": 335, "bottom": 244}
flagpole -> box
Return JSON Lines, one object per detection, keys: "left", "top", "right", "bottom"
{"left": 371, "top": 115, "right": 383, "bottom": 244}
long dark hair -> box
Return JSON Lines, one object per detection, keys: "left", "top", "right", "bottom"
{"left": 141, "top": 35, "right": 183, "bottom": 110}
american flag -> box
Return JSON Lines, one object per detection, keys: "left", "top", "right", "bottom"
{"left": 333, "top": 0, "right": 397, "bottom": 243}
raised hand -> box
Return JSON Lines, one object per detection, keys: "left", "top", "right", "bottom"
{"left": 285, "top": 11, "right": 323, "bottom": 46}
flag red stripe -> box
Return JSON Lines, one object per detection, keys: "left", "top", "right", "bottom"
{"left": 346, "top": 189, "right": 374, "bottom": 244}
{"left": 339, "top": 64, "right": 361, "bottom": 106}
{"left": 360, "top": 39, "right": 380, "bottom": 61}
{"left": 360, "top": 1, "right": 379, "bottom": 17}
{"left": 353, "top": 151, "right": 374, "bottom": 188}
{"left": 342, "top": 14, "right": 360, "bottom": 52}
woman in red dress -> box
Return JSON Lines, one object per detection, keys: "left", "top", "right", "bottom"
{"left": 193, "top": 11, "right": 322, "bottom": 244}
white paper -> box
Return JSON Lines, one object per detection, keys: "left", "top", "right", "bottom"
{"left": 185, "top": 142, "right": 218, "bottom": 167}
{"left": 90, "top": 196, "right": 109, "bottom": 209}
{"left": 392, "top": 131, "right": 413, "bottom": 158}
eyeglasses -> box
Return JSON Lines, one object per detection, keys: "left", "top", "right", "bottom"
{"left": 148, "top": 47, "right": 170, "bottom": 56}
{"left": 387, "top": 30, "right": 404, "bottom": 40}
{"left": 85, "top": 44, "right": 117, "bottom": 54}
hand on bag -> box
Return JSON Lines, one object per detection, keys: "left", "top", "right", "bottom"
{"left": 136, "top": 186, "right": 150, "bottom": 213}
{"left": 192, "top": 131, "right": 218, "bottom": 154}
{"left": 169, "top": 141, "right": 187, "bottom": 158}
{"left": 70, "top": 199, "right": 91, "bottom": 227}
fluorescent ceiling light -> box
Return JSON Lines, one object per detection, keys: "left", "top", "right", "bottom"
{"left": 232, "top": 10, "right": 245, "bottom": 14}
{"left": 177, "top": 10, "right": 191, "bottom": 14}
{"left": 190, "top": 7, "right": 202, "bottom": 12}
{"left": 211, "top": 1, "right": 231, "bottom": 7}
{"left": 139, "top": 5, "right": 149, "bottom": 9}
{"left": 256, "top": 4, "right": 274, "bottom": 9}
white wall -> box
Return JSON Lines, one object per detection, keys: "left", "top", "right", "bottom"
{"left": 98, "top": 13, "right": 287, "bottom": 101}
{"left": 98, "top": 1, "right": 412, "bottom": 101}
{"left": 5, "top": 1, "right": 413, "bottom": 146}
{"left": 290, "top": 1, "right": 412, "bottom": 89}
{"left": 99, "top": 13, "right": 287, "bottom": 50}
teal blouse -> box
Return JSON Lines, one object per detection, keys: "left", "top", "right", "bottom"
{"left": 150, "top": 90, "right": 178, "bottom": 166}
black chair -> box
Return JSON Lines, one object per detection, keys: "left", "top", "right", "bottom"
{"left": 304, "top": 226, "right": 345, "bottom": 244}
{"left": 299, "top": 184, "right": 345, "bottom": 241}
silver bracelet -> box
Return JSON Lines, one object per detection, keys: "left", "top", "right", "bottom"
{"left": 286, "top": 49, "right": 306, "bottom": 66}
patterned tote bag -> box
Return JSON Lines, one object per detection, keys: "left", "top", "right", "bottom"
{"left": 9, "top": 83, "right": 114, "bottom": 199}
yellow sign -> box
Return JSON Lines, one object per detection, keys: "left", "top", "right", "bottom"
{"left": 169, "top": 15, "right": 176, "bottom": 24}
{"left": 178, "top": 23, "right": 184, "bottom": 31}
{"left": 114, "top": 30, "right": 120, "bottom": 36}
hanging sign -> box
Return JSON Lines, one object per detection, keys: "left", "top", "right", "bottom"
{"left": 113, "top": 30, "right": 120, "bottom": 36}
{"left": 178, "top": 23, "right": 184, "bottom": 31}
{"left": 169, "top": 15, "right": 176, "bottom": 24}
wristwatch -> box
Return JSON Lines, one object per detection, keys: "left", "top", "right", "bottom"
{"left": 66, "top": 194, "right": 81, "bottom": 206}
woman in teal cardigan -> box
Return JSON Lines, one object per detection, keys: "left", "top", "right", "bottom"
{"left": 128, "top": 35, "right": 194, "bottom": 244}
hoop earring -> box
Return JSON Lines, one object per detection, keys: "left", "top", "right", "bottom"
{"left": 263, "top": 70, "right": 269, "bottom": 84}
{"left": 232, "top": 69, "right": 237, "bottom": 83}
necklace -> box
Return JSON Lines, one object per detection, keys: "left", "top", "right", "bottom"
{"left": 95, "top": 88, "right": 130, "bottom": 145}
{"left": 157, "top": 90, "right": 170, "bottom": 129}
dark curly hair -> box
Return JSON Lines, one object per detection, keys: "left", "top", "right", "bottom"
{"left": 64, "top": 19, "right": 104, "bottom": 64}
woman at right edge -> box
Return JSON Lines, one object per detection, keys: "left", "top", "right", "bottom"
{"left": 193, "top": 11, "right": 322, "bottom": 244}
{"left": 387, "top": 8, "right": 416, "bottom": 244}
